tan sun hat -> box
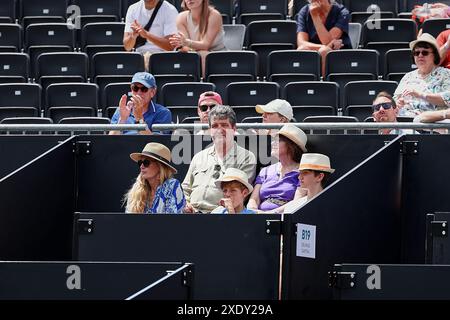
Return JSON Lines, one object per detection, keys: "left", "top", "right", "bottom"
{"left": 214, "top": 167, "right": 253, "bottom": 193}
{"left": 256, "top": 99, "right": 293, "bottom": 121}
{"left": 276, "top": 123, "right": 308, "bottom": 152}
{"left": 409, "top": 33, "right": 439, "bottom": 52}
{"left": 130, "top": 142, "right": 177, "bottom": 173}
{"left": 299, "top": 153, "right": 335, "bottom": 173}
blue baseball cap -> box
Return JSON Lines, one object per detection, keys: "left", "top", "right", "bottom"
{"left": 131, "top": 72, "right": 156, "bottom": 88}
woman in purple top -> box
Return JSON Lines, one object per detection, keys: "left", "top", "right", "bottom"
{"left": 247, "top": 124, "right": 308, "bottom": 213}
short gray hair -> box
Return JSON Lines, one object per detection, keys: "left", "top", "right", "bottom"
{"left": 208, "top": 105, "right": 237, "bottom": 127}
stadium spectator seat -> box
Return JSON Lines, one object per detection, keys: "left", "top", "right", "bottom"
{"left": 245, "top": 20, "right": 297, "bottom": 48}
{"left": 421, "top": 18, "right": 450, "bottom": 38}
{"left": 0, "top": 0, "right": 16, "bottom": 21}
{"left": 292, "top": 106, "right": 336, "bottom": 122}
{"left": 366, "top": 41, "right": 410, "bottom": 76}
{"left": 343, "top": 80, "right": 398, "bottom": 111}
{"left": 149, "top": 51, "right": 201, "bottom": 81}
{"left": 102, "top": 82, "right": 130, "bottom": 115}
{"left": 168, "top": 106, "right": 199, "bottom": 123}
{"left": 350, "top": 12, "right": 394, "bottom": 26}
{"left": 71, "top": 0, "right": 122, "bottom": 20}
{"left": 161, "top": 82, "right": 215, "bottom": 107}
{"left": 84, "top": 45, "right": 125, "bottom": 60}
{"left": 153, "top": 74, "right": 196, "bottom": 104}
{"left": 207, "top": 74, "right": 254, "bottom": 102}
{"left": 0, "top": 108, "right": 38, "bottom": 121}
{"left": 226, "top": 81, "right": 279, "bottom": 106}
{"left": 325, "top": 49, "right": 379, "bottom": 78}
{"left": 269, "top": 74, "right": 317, "bottom": 92}
{"left": 386, "top": 73, "right": 405, "bottom": 82}
{"left": 58, "top": 117, "right": 111, "bottom": 134}
{"left": 205, "top": 50, "right": 257, "bottom": 79}
{"left": 0, "top": 23, "right": 22, "bottom": 51}
{"left": 28, "top": 45, "right": 72, "bottom": 79}
{"left": 0, "top": 53, "right": 29, "bottom": 82}
{"left": 238, "top": 13, "right": 284, "bottom": 26}
{"left": 346, "top": 0, "right": 399, "bottom": 14}
{"left": 267, "top": 50, "right": 321, "bottom": 79}
{"left": 46, "top": 83, "right": 98, "bottom": 112}
{"left": 345, "top": 105, "right": 374, "bottom": 122}
{"left": 231, "top": 106, "right": 261, "bottom": 122}
{"left": 94, "top": 75, "right": 133, "bottom": 105}
{"left": 303, "top": 115, "right": 359, "bottom": 134}
{"left": 22, "top": 16, "right": 65, "bottom": 30}
{"left": 362, "top": 19, "right": 417, "bottom": 46}
{"left": 76, "top": 16, "right": 119, "bottom": 47}
{"left": 0, "top": 117, "right": 53, "bottom": 124}
{"left": 238, "top": 0, "right": 288, "bottom": 17}
{"left": 0, "top": 18, "right": 13, "bottom": 23}
{"left": 20, "top": 0, "right": 69, "bottom": 19}
{"left": 385, "top": 48, "right": 417, "bottom": 79}
{"left": 91, "top": 52, "right": 144, "bottom": 80}
{"left": 284, "top": 81, "right": 339, "bottom": 111}
{"left": 223, "top": 24, "right": 246, "bottom": 50}
{"left": 48, "top": 107, "right": 96, "bottom": 124}
{"left": 0, "top": 83, "right": 41, "bottom": 111}
{"left": 327, "top": 73, "right": 377, "bottom": 109}
{"left": 25, "top": 23, "right": 75, "bottom": 50}
{"left": 211, "top": 0, "right": 234, "bottom": 22}
{"left": 250, "top": 43, "right": 294, "bottom": 79}
{"left": 36, "top": 52, "right": 88, "bottom": 80}
{"left": 81, "top": 22, "right": 125, "bottom": 50}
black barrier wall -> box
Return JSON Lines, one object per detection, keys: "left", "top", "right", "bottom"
{"left": 0, "top": 136, "right": 67, "bottom": 179}
{"left": 0, "top": 137, "right": 76, "bottom": 261}
{"left": 401, "top": 135, "right": 450, "bottom": 263}
{"left": 75, "top": 213, "right": 281, "bottom": 300}
{"left": 0, "top": 261, "right": 191, "bottom": 300}
{"left": 75, "top": 134, "right": 394, "bottom": 212}
{"left": 282, "top": 136, "right": 403, "bottom": 299}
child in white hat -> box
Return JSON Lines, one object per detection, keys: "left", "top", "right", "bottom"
{"left": 283, "top": 153, "right": 334, "bottom": 214}
{"left": 211, "top": 168, "right": 256, "bottom": 214}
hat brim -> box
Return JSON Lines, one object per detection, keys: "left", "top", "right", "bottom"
{"left": 409, "top": 38, "right": 438, "bottom": 52}
{"left": 277, "top": 131, "right": 308, "bottom": 152}
{"left": 130, "top": 152, "right": 177, "bottom": 174}
{"left": 299, "top": 164, "right": 335, "bottom": 173}
{"left": 255, "top": 104, "right": 267, "bottom": 114}
{"left": 214, "top": 176, "right": 254, "bottom": 193}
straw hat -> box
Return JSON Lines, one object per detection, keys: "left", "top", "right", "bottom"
{"left": 299, "top": 153, "right": 335, "bottom": 173}
{"left": 130, "top": 142, "right": 177, "bottom": 173}
{"left": 256, "top": 99, "right": 294, "bottom": 121}
{"left": 409, "top": 33, "right": 439, "bottom": 52}
{"left": 214, "top": 167, "right": 253, "bottom": 193}
{"left": 276, "top": 123, "right": 308, "bottom": 152}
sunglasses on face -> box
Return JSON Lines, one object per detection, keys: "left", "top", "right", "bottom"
{"left": 199, "top": 104, "right": 216, "bottom": 112}
{"left": 131, "top": 85, "right": 149, "bottom": 93}
{"left": 212, "top": 164, "right": 221, "bottom": 179}
{"left": 137, "top": 159, "right": 151, "bottom": 168}
{"left": 413, "top": 50, "right": 431, "bottom": 57}
{"left": 373, "top": 102, "right": 393, "bottom": 111}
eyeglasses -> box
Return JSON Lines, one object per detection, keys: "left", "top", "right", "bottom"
{"left": 212, "top": 164, "right": 221, "bottom": 179}
{"left": 131, "top": 85, "right": 149, "bottom": 93}
{"left": 373, "top": 102, "right": 393, "bottom": 111}
{"left": 199, "top": 104, "right": 216, "bottom": 112}
{"left": 413, "top": 50, "right": 431, "bottom": 57}
{"left": 137, "top": 159, "right": 151, "bottom": 168}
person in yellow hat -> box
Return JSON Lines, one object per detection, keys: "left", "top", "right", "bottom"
{"left": 125, "top": 142, "right": 185, "bottom": 213}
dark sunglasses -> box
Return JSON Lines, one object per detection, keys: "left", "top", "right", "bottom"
{"left": 199, "top": 104, "right": 216, "bottom": 112}
{"left": 373, "top": 102, "right": 393, "bottom": 111}
{"left": 131, "top": 85, "right": 149, "bottom": 93}
{"left": 212, "top": 164, "right": 221, "bottom": 179}
{"left": 137, "top": 159, "right": 151, "bottom": 168}
{"left": 413, "top": 50, "right": 431, "bottom": 57}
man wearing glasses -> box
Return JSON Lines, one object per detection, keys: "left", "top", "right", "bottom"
{"left": 372, "top": 91, "right": 415, "bottom": 135}
{"left": 182, "top": 105, "right": 257, "bottom": 213}
{"left": 109, "top": 72, "right": 172, "bottom": 135}
{"left": 195, "top": 91, "right": 223, "bottom": 135}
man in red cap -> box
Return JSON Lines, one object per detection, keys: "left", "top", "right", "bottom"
{"left": 196, "top": 91, "right": 223, "bottom": 135}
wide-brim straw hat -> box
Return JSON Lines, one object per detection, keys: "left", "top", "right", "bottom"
{"left": 214, "top": 167, "right": 253, "bottom": 193}
{"left": 276, "top": 123, "right": 308, "bottom": 152}
{"left": 299, "top": 153, "right": 335, "bottom": 173}
{"left": 130, "top": 142, "right": 177, "bottom": 174}
{"left": 409, "top": 33, "right": 439, "bottom": 52}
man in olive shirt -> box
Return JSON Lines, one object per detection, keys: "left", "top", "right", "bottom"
{"left": 182, "top": 105, "right": 257, "bottom": 213}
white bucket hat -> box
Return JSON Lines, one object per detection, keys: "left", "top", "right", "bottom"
{"left": 214, "top": 167, "right": 253, "bottom": 193}
{"left": 276, "top": 123, "right": 308, "bottom": 152}
{"left": 409, "top": 33, "right": 439, "bottom": 52}
{"left": 255, "top": 99, "right": 293, "bottom": 121}
{"left": 299, "top": 153, "right": 335, "bottom": 173}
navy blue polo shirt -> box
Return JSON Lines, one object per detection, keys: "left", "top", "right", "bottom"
{"left": 296, "top": 3, "right": 351, "bottom": 49}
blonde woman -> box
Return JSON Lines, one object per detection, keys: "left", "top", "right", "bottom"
{"left": 169, "top": 0, "right": 226, "bottom": 75}
{"left": 126, "top": 142, "right": 185, "bottom": 214}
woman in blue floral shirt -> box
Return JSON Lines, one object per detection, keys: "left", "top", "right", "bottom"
{"left": 394, "top": 33, "right": 450, "bottom": 117}
{"left": 125, "top": 142, "right": 186, "bottom": 214}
